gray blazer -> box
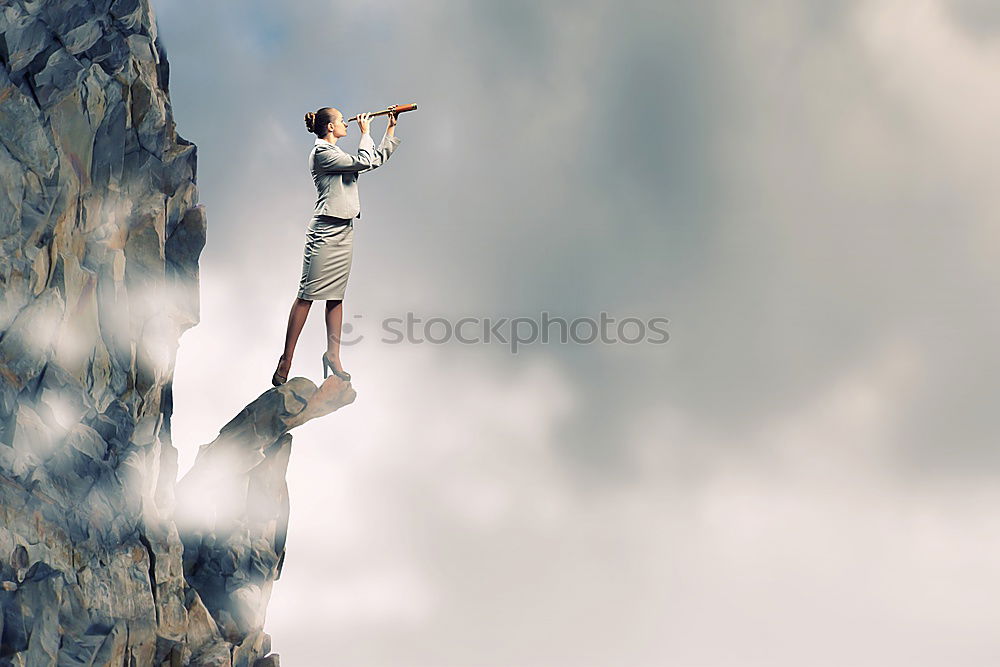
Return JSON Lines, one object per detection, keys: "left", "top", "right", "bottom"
{"left": 310, "top": 132, "right": 401, "bottom": 219}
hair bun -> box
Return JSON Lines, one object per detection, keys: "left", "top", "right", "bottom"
{"left": 304, "top": 112, "right": 316, "bottom": 133}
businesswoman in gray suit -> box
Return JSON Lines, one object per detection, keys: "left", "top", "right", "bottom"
{"left": 272, "top": 106, "right": 401, "bottom": 386}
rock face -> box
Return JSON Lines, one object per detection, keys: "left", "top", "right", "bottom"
{"left": 176, "top": 378, "right": 356, "bottom": 663}
{"left": 0, "top": 1, "right": 353, "bottom": 664}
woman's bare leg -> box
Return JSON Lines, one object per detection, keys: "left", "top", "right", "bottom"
{"left": 324, "top": 299, "right": 348, "bottom": 373}
{"left": 276, "top": 297, "right": 312, "bottom": 378}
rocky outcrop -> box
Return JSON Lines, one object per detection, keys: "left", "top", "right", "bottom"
{"left": 0, "top": 1, "right": 348, "bottom": 664}
{"left": 176, "top": 378, "right": 356, "bottom": 662}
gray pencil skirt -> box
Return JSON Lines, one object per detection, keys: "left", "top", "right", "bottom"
{"left": 297, "top": 215, "right": 355, "bottom": 300}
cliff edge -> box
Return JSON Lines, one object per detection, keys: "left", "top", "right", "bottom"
{"left": 0, "top": 1, "right": 348, "bottom": 664}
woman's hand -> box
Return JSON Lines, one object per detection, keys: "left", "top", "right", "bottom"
{"left": 387, "top": 110, "right": 398, "bottom": 128}
{"left": 357, "top": 112, "right": 372, "bottom": 134}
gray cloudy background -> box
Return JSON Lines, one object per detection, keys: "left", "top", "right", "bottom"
{"left": 155, "top": 0, "right": 1000, "bottom": 665}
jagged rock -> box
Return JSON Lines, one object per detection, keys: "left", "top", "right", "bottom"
{"left": 1, "top": 12, "right": 51, "bottom": 74}
{"left": 0, "top": 0, "right": 340, "bottom": 663}
{"left": 0, "top": 289, "right": 65, "bottom": 391}
{"left": 0, "top": 67, "right": 59, "bottom": 178}
{"left": 189, "top": 640, "right": 234, "bottom": 667}
{"left": 0, "top": 143, "right": 26, "bottom": 239}
{"left": 34, "top": 48, "right": 87, "bottom": 109}
{"left": 176, "top": 377, "right": 354, "bottom": 643}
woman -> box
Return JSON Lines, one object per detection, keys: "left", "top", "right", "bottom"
{"left": 272, "top": 106, "right": 402, "bottom": 386}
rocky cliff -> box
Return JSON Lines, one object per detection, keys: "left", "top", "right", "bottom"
{"left": 0, "top": 1, "right": 353, "bottom": 664}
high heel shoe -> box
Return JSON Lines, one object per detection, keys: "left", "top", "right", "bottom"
{"left": 322, "top": 353, "right": 351, "bottom": 381}
{"left": 272, "top": 356, "right": 289, "bottom": 387}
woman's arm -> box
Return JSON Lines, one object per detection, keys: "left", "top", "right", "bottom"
{"left": 314, "top": 111, "right": 401, "bottom": 174}
{"left": 314, "top": 132, "right": 400, "bottom": 174}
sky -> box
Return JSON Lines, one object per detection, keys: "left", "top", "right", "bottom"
{"left": 156, "top": 0, "right": 1000, "bottom": 664}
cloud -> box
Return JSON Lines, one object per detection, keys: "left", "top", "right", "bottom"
{"left": 158, "top": 0, "right": 1000, "bottom": 663}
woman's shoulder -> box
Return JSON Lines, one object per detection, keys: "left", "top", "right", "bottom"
{"left": 312, "top": 141, "right": 342, "bottom": 152}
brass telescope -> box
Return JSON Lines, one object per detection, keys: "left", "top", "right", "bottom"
{"left": 346, "top": 103, "right": 417, "bottom": 124}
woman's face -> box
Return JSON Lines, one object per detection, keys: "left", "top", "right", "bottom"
{"left": 328, "top": 110, "right": 348, "bottom": 139}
